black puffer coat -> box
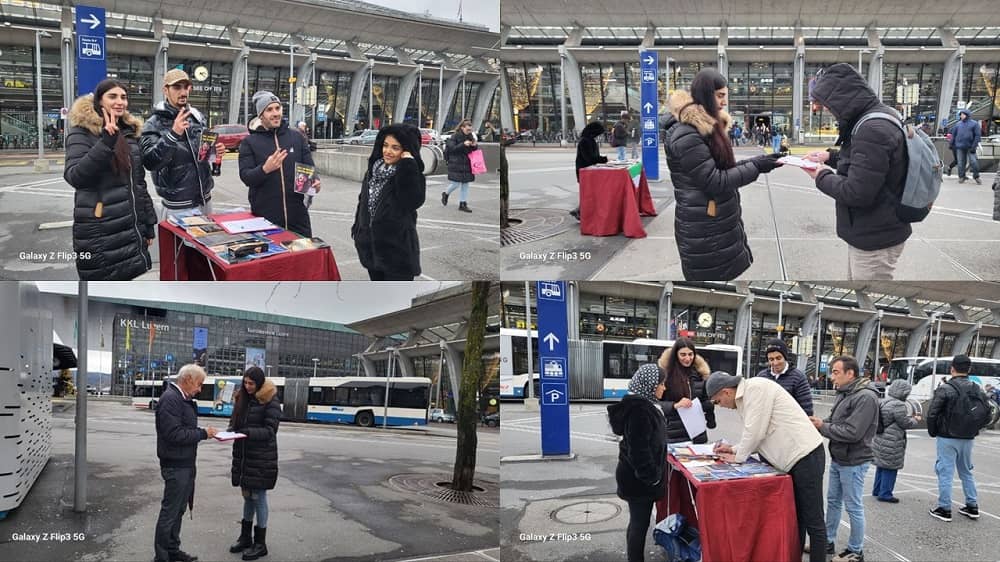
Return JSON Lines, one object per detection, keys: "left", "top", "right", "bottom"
{"left": 64, "top": 95, "right": 156, "bottom": 281}
{"left": 155, "top": 383, "right": 208, "bottom": 468}
{"left": 140, "top": 101, "right": 214, "bottom": 209}
{"left": 608, "top": 395, "right": 667, "bottom": 501}
{"left": 352, "top": 124, "right": 426, "bottom": 278}
{"left": 575, "top": 122, "right": 608, "bottom": 180}
{"left": 811, "top": 63, "right": 911, "bottom": 251}
{"left": 445, "top": 131, "right": 477, "bottom": 183}
{"left": 663, "top": 90, "right": 760, "bottom": 280}
{"left": 238, "top": 118, "right": 314, "bottom": 237}
{"left": 230, "top": 380, "right": 281, "bottom": 490}
{"left": 646, "top": 353, "right": 716, "bottom": 444}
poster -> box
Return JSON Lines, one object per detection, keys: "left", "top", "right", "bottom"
{"left": 245, "top": 347, "right": 265, "bottom": 371}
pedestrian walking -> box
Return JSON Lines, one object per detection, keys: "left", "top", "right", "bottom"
{"left": 351, "top": 123, "right": 426, "bottom": 281}
{"left": 441, "top": 119, "right": 477, "bottom": 212}
{"left": 238, "top": 91, "right": 318, "bottom": 237}
{"left": 228, "top": 367, "right": 281, "bottom": 561}
{"left": 607, "top": 367, "right": 667, "bottom": 562}
{"left": 802, "top": 63, "right": 912, "bottom": 280}
{"left": 569, "top": 121, "right": 609, "bottom": 220}
{"left": 611, "top": 111, "right": 630, "bottom": 161}
{"left": 663, "top": 68, "right": 782, "bottom": 280}
{"left": 637, "top": 337, "right": 715, "bottom": 444}
{"left": 944, "top": 132, "right": 958, "bottom": 176}
{"left": 772, "top": 127, "right": 783, "bottom": 154}
{"left": 63, "top": 78, "right": 156, "bottom": 281}
{"left": 950, "top": 109, "right": 982, "bottom": 184}
{"left": 992, "top": 171, "right": 1000, "bottom": 221}
{"left": 871, "top": 379, "right": 920, "bottom": 503}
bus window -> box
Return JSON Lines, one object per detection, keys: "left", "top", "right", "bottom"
{"left": 350, "top": 385, "right": 384, "bottom": 406}
{"left": 887, "top": 361, "right": 909, "bottom": 382}
{"left": 912, "top": 364, "right": 933, "bottom": 384}
{"left": 934, "top": 360, "right": 951, "bottom": 375}
{"left": 197, "top": 383, "right": 215, "bottom": 401}
{"left": 701, "top": 350, "right": 738, "bottom": 378}
{"left": 334, "top": 387, "right": 350, "bottom": 405}
{"left": 390, "top": 383, "right": 429, "bottom": 409}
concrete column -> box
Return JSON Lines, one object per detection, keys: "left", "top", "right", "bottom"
{"left": 733, "top": 293, "right": 755, "bottom": 364}
{"left": 657, "top": 282, "right": 674, "bottom": 339}
{"left": 905, "top": 319, "right": 934, "bottom": 357}
{"left": 291, "top": 52, "right": 317, "bottom": 126}
{"left": 950, "top": 304, "right": 969, "bottom": 323}
{"left": 228, "top": 46, "right": 250, "bottom": 125}
{"left": 437, "top": 70, "right": 462, "bottom": 129}
{"left": 60, "top": 6, "right": 75, "bottom": 105}
{"left": 394, "top": 67, "right": 420, "bottom": 125}
{"left": 566, "top": 282, "right": 580, "bottom": 340}
{"left": 793, "top": 43, "right": 805, "bottom": 143}
{"left": 953, "top": 323, "right": 981, "bottom": 355}
{"left": 717, "top": 25, "right": 729, "bottom": 80}
{"left": 345, "top": 61, "right": 371, "bottom": 133}
{"left": 500, "top": 67, "right": 515, "bottom": 134}
{"left": 471, "top": 76, "right": 500, "bottom": 130}
{"left": 153, "top": 36, "right": 170, "bottom": 106}
{"left": 442, "top": 342, "right": 464, "bottom": 409}
{"left": 855, "top": 313, "right": 879, "bottom": 375}
{"left": 559, "top": 46, "right": 586, "bottom": 134}
{"left": 797, "top": 302, "right": 821, "bottom": 373}
{"left": 396, "top": 350, "right": 416, "bottom": 378}
{"left": 937, "top": 28, "right": 965, "bottom": 132}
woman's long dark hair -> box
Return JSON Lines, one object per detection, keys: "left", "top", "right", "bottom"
{"left": 690, "top": 69, "right": 735, "bottom": 169}
{"left": 92, "top": 78, "right": 132, "bottom": 177}
{"left": 663, "top": 337, "right": 698, "bottom": 402}
{"left": 229, "top": 366, "right": 264, "bottom": 428}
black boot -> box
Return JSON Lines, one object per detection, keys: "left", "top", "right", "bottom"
{"left": 229, "top": 520, "right": 253, "bottom": 553}
{"left": 242, "top": 526, "right": 268, "bottom": 560}
{"left": 441, "top": 191, "right": 449, "bottom": 206}
{"left": 459, "top": 202, "right": 472, "bottom": 213}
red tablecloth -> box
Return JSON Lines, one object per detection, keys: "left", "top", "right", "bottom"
{"left": 578, "top": 166, "right": 656, "bottom": 238}
{"left": 656, "top": 454, "right": 800, "bottom": 562}
{"left": 158, "top": 212, "right": 340, "bottom": 281}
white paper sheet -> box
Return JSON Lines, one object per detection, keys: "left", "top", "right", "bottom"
{"left": 777, "top": 155, "right": 821, "bottom": 170}
{"left": 220, "top": 217, "right": 279, "bottom": 234}
{"left": 688, "top": 444, "right": 717, "bottom": 456}
{"left": 677, "top": 397, "right": 708, "bottom": 439}
{"left": 213, "top": 431, "right": 247, "bottom": 441}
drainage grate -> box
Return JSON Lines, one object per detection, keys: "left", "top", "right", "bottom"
{"left": 551, "top": 500, "right": 622, "bottom": 525}
{"left": 501, "top": 208, "right": 575, "bottom": 246}
{"left": 387, "top": 473, "right": 499, "bottom": 508}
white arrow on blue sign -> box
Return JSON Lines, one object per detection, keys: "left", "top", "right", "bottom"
{"left": 81, "top": 13, "right": 101, "bottom": 30}
{"left": 543, "top": 332, "right": 560, "bottom": 351}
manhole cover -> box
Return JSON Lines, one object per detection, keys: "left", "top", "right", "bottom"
{"left": 501, "top": 208, "right": 575, "bottom": 246}
{"left": 387, "top": 473, "right": 499, "bottom": 508}
{"left": 551, "top": 500, "right": 622, "bottom": 525}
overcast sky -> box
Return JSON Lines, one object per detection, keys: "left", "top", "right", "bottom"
{"left": 34, "top": 282, "right": 459, "bottom": 324}
{"left": 365, "top": 0, "right": 498, "bottom": 31}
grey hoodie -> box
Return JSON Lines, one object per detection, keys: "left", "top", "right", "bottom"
{"left": 819, "top": 376, "right": 880, "bottom": 466}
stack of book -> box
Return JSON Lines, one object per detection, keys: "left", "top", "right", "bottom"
{"left": 166, "top": 210, "right": 289, "bottom": 264}
{"left": 668, "top": 442, "right": 784, "bottom": 482}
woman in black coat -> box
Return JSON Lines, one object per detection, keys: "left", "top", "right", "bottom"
{"left": 663, "top": 69, "right": 782, "bottom": 280}
{"left": 352, "top": 123, "right": 426, "bottom": 280}
{"left": 228, "top": 367, "right": 281, "bottom": 561}
{"left": 608, "top": 366, "right": 667, "bottom": 562}
{"left": 441, "top": 119, "right": 477, "bottom": 212}
{"left": 569, "top": 121, "right": 609, "bottom": 220}
{"left": 63, "top": 79, "right": 156, "bottom": 280}
{"left": 641, "top": 337, "right": 715, "bottom": 444}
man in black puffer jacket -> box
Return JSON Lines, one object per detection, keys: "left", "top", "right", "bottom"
{"left": 239, "top": 91, "right": 316, "bottom": 237}
{"left": 141, "top": 69, "right": 223, "bottom": 219}
{"left": 802, "top": 63, "right": 910, "bottom": 280}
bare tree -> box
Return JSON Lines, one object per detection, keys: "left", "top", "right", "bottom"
{"left": 451, "top": 281, "right": 490, "bottom": 491}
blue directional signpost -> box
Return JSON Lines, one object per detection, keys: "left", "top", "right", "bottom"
{"left": 75, "top": 5, "right": 107, "bottom": 96}
{"left": 535, "top": 281, "right": 570, "bottom": 456}
{"left": 639, "top": 50, "right": 659, "bottom": 181}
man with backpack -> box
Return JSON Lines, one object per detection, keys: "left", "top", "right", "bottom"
{"left": 800, "top": 63, "right": 916, "bottom": 280}
{"left": 927, "top": 354, "right": 988, "bottom": 522}
{"left": 611, "top": 111, "right": 630, "bottom": 161}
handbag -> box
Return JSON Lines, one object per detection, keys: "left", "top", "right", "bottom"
{"left": 468, "top": 149, "right": 488, "bottom": 175}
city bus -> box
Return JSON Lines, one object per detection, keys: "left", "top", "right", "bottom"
{"left": 500, "top": 328, "right": 743, "bottom": 400}
{"left": 133, "top": 375, "right": 432, "bottom": 427}
{"left": 884, "top": 356, "right": 1000, "bottom": 401}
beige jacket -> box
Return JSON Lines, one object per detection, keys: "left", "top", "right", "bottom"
{"left": 733, "top": 377, "right": 823, "bottom": 471}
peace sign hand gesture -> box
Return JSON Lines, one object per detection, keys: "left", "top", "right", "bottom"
{"left": 101, "top": 106, "right": 119, "bottom": 137}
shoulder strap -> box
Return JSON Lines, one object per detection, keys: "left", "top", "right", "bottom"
{"left": 851, "top": 110, "right": 904, "bottom": 138}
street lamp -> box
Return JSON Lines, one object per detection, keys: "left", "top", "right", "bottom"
{"left": 266, "top": 364, "right": 273, "bottom": 377}
{"left": 311, "top": 358, "right": 319, "bottom": 378}
{"left": 383, "top": 347, "right": 396, "bottom": 428}
{"left": 35, "top": 30, "right": 52, "bottom": 172}
{"left": 858, "top": 49, "right": 871, "bottom": 76}
{"left": 437, "top": 60, "right": 444, "bottom": 131}
{"left": 368, "top": 59, "right": 375, "bottom": 128}
{"left": 417, "top": 64, "right": 423, "bottom": 127}
{"left": 776, "top": 289, "right": 794, "bottom": 337}
{"left": 559, "top": 49, "right": 567, "bottom": 146}
{"left": 289, "top": 42, "right": 296, "bottom": 124}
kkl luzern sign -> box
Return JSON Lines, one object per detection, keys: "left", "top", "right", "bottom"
{"left": 119, "top": 318, "right": 171, "bottom": 332}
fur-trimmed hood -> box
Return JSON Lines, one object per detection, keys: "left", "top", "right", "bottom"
{"left": 667, "top": 90, "right": 731, "bottom": 136}
{"left": 254, "top": 379, "right": 278, "bottom": 403}
{"left": 659, "top": 351, "right": 711, "bottom": 378}
{"left": 68, "top": 94, "right": 142, "bottom": 136}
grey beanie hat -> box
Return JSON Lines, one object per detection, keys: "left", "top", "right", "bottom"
{"left": 705, "top": 371, "right": 741, "bottom": 399}
{"left": 253, "top": 90, "right": 281, "bottom": 117}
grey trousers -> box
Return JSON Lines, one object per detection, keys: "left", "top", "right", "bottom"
{"left": 154, "top": 466, "right": 196, "bottom": 562}
{"left": 847, "top": 242, "right": 905, "bottom": 280}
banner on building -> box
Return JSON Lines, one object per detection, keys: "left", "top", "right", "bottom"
{"left": 245, "top": 347, "right": 265, "bottom": 371}
{"left": 193, "top": 327, "right": 208, "bottom": 365}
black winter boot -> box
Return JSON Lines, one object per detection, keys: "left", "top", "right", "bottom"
{"left": 242, "top": 526, "right": 268, "bottom": 560}
{"left": 459, "top": 202, "right": 472, "bottom": 213}
{"left": 229, "top": 520, "right": 253, "bottom": 553}
{"left": 441, "top": 191, "right": 449, "bottom": 206}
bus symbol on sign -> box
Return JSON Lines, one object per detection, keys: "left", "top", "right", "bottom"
{"left": 80, "top": 36, "right": 104, "bottom": 60}
{"left": 539, "top": 282, "right": 562, "bottom": 299}
{"left": 543, "top": 359, "right": 565, "bottom": 379}
{"left": 642, "top": 70, "right": 655, "bottom": 82}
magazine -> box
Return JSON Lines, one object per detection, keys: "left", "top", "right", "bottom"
{"left": 199, "top": 132, "right": 218, "bottom": 162}
{"left": 294, "top": 163, "right": 320, "bottom": 196}
{"left": 186, "top": 223, "right": 225, "bottom": 237}
{"left": 280, "top": 237, "right": 330, "bottom": 252}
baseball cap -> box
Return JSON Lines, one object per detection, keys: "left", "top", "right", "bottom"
{"left": 164, "top": 69, "right": 192, "bottom": 86}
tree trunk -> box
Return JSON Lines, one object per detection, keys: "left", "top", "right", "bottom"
{"left": 499, "top": 140, "right": 510, "bottom": 229}
{"left": 452, "top": 281, "right": 490, "bottom": 492}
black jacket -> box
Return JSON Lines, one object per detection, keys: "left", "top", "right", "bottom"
{"left": 641, "top": 354, "right": 716, "bottom": 444}
{"left": 230, "top": 380, "right": 281, "bottom": 490}
{"left": 575, "top": 122, "right": 608, "bottom": 180}
{"left": 608, "top": 395, "right": 667, "bottom": 501}
{"left": 238, "top": 119, "right": 314, "bottom": 237}
{"left": 611, "top": 120, "right": 628, "bottom": 147}
{"left": 445, "top": 132, "right": 477, "bottom": 183}
{"left": 140, "top": 101, "right": 214, "bottom": 209}
{"left": 352, "top": 124, "right": 426, "bottom": 278}
{"left": 810, "top": 63, "right": 911, "bottom": 251}
{"left": 63, "top": 96, "right": 156, "bottom": 281}
{"left": 927, "top": 376, "right": 985, "bottom": 439}
{"left": 155, "top": 383, "right": 208, "bottom": 468}
{"left": 664, "top": 90, "right": 759, "bottom": 281}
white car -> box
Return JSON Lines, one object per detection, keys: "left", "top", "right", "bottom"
{"left": 429, "top": 408, "right": 455, "bottom": 423}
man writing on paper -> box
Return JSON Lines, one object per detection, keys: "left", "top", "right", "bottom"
{"left": 238, "top": 91, "right": 318, "bottom": 237}
{"left": 706, "top": 372, "right": 827, "bottom": 562}
{"left": 154, "top": 364, "right": 218, "bottom": 562}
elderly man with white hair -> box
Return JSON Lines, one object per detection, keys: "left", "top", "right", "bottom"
{"left": 153, "top": 364, "right": 218, "bottom": 562}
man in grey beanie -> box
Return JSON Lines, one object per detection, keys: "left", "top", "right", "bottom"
{"left": 237, "top": 91, "right": 318, "bottom": 236}
{"left": 707, "top": 372, "right": 827, "bottom": 562}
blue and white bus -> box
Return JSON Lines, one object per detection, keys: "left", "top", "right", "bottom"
{"left": 500, "top": 328, "right": 743, "bottom": 400}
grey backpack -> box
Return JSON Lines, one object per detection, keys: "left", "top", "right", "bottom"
{"left": 852, "top": 110, "right": 942, "bottom": 223}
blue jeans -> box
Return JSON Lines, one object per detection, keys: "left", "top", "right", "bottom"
{"left": 446, "top": 181, "right": 469, "bottom": 202}
{"left": 825, "top": 461, "right": 869, "bottom": 554}
{"left": 935, "top": 437, "right": 978, "bottom": 509}
{"left": 242, "top": 488, "right": 269, "bottom": 528}
{"left": 956, "top": 147, "right": 980, "bottom": 179}
{"left": 617, "top": 146, "right": 626, "bottom": 161}
{"left": 872, "top": 466, "right": 898, "bottom": 499}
